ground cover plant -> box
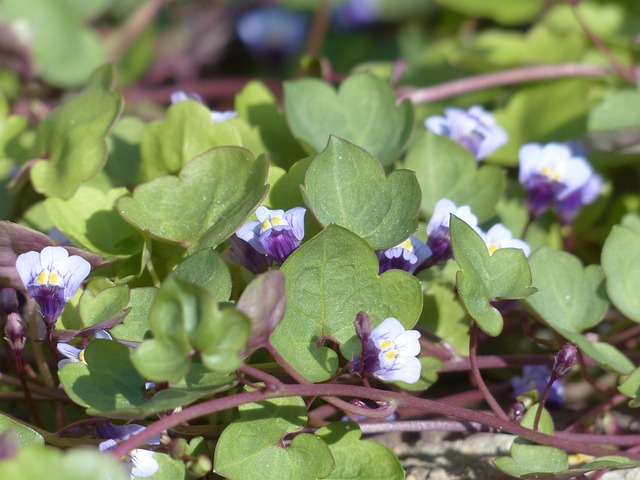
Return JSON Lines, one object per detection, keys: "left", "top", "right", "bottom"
{"left": 1, "top": 0, "right": 640, "bottom": 478}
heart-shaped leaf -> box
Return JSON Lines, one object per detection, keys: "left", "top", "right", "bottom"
{"left": 523, "top": 247, "right": 608, "bottom": 332}
{"left": 315, "top": 422, "right": 403, "bottom": 480}
{"left": 118, "top": 146, "right": 269, "bottom": 251}
{"left": 30, "top": 64, "right": 123, "bottom": 199}
{"left": 78, "top": 282, "right": 130, "bottom": 328}
{"left": 404, "top": 132, "right": 504, "bottom": 222}
{"left": 138, "top": 100, "right": 264, "bottom": 182}
{"left": 214, "top": 393, "right": 335, "bottom": 480}
{"left": 45, "top": 186, "right": 142, "bottom": 258}
{"left": 451, "top": 216, "right": 536, "bottom": 337}
{"left": 602, "top": 225, "right": 640, "bottom": 322}
{"left": 131, "top": 275, "right": 250, "bottom": 384}
{"left": 173, "top": 248, "right": 232, "bottom": 301}
{"left": 302, "top": 137, "right": 421, "bottom": 250}
{"left": 284, "top": 73, "right": 413, "bottom": 167}
{"left": 270, "top": 224, "right": 423, "bottom": 382}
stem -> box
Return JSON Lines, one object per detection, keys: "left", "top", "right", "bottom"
{"left": 110, "top": 382, "right": 640, "bottom": 461}
{"left": 396, "top": 64, "right": 616, "bottom": 104}
{"left": 304, "top": 0, "right": 331, "bottom": 61}
{"left": 533, "top": 373, "right": 557, "bottom": 432}
{"left": 439, "top": 353, "right": 555, "bottom": 372}
{"left": 468, "top": 323, "right": 509, "bottom": 421}
{"left": 238, "top": 364, "right": 283, "bottom": 391}
{"left": 14, "top": 351, "right": 42, "bottom": 427}
{"left": 358, "top": 419, "right": 494, "bottom": 434}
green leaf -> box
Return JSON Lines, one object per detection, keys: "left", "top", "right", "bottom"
{"left": 619, "top": 367, "right": 640, "bottom": 407}
{"left": 78, "top": 283, "right": 130, "bottom": 328}
{"left": 110, "top": 287, "right": 157, "bottom": 342}
{"left": 30, "top": 64, "right": 123, "bottom": 198}
{"left": 45, "top": 186, "right": 142, "bottom": 257}
{"left": 270, "top": 225, "right": 423, "bottom": 382}
{"left": 302, "top": 137, "right": 421, "bottom": 250}
{"left": 602, "top": 225, "right": 640, "bottom": 322}
{"left": 214, "top": 394, "right": 335, "bottom": 480}
{"left": 270, "top": 157, "right": 311, "bottom": 210}
{"left": 435, "top": 0, "right": 544, "bottom": 25}
{"left": 138, "top": 100, "right": 263, "bottom": 182}
{"left": 0, "top": 445, "right": 128, "bottom": 480}
{"left": 118, "top": 147, "right": 269, "bottom": 251}
{"left": 0, "top": 414, "right": 44, "bottom": 447}
{"left": 173, "top": 248, "right": 232, "bottom": 301}
{"left": 451, "top": 216, "right": 536, "bottom": 337}
{"left": 420, "top": 281, "right": 470, "bottom": 356}
{"left": 131, "top": 276, "right": 250, "bottom": 384}
{"left": 404, "top": 132, "right": 504, "bottom": 223}
{"left": 235, "top": 80, "right": 307, "bottom": 170}
{"left": 493, "top": 438, "right": 568, "bottom": 478}
{"left": 557, "top": 329, "right": 634, "bottom": 375}
{"left": 284, "top": 73, "right": 413, "bottom": 167}
{"left": 105, "top": 116, "right": 145, "bottom": 187}
{"left": 315, "top": 422, "right": 403, "bottom": 480}
{"left": 523, "top": 247, "right": 608, "bottom": 333}
{"left": 587, "top": 88, "right": 640, "bottom": 154}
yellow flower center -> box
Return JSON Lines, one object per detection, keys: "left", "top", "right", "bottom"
{"left": 399, "top": 239, "right": 413, "bottom": 252}
{"left": 34, "top": 269, "right": 64, "bottom": 288}
{"left": 541, "top": 166, "right": 561, "bottom": 182}
{"left": 488, "top": 244, "right": 499, "bottom": 255}
{"left": 260, "top": 216, "right": 287, "bottom": 234}
{"left": 78, "top": 349, "right": 88, "bottom": 365}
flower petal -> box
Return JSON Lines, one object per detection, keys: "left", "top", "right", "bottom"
{"left": 15, "top": 251, "right": 42, "bottom": 289}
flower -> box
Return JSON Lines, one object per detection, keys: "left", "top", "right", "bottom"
{"left": 332, "top": 0, "right": 380, "bottom": 29}
{"left": 518, "top": 142, "right": 602, "bottom": 223}
{"left": 425, "top": 106, "right": 508, "bottom": 160}
{"left": 376, "top": 236, "right": 432, "bottom": 274}
{"left": 235, "top": 206, "right": 306, "bottom": 264}
{"left": 426, "top": 198, "right": 479, "bottom": 265}
{"left": 170, "top": 90, "right": 237, "bottom": 123}
{"left": 16, "top": 246, "right": 91, "bottom": 328}
{"left": 97, "top": 423, "right": 160, "bottom": 480}
{"left": 353, "top": 317, "right": 422, "bottom": 383}
{"left": 480, "top": 224, "right": 531, "bottom": 257}
{"left": 57, "top": 329, "right": 112, "bottom": 369}
{"left": 510, "top": 365, "right": 564, "bottom": 407}
{"left": 236, "top": 6, "right": 308, "bottom": 67}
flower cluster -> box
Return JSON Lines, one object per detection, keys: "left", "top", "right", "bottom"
{"left": 229, "top": 206, "right": 306, "bottom": 271}
{"left": 170, "top": 90, "right": 237, "bottom": 123}
{"left": 425, "top": 106, "right": 508, "bottom": 160}
{"left": 352, "top": 316, "right": 422, "bottom": 384}
{"left": 16, "top": 246, "right": 91, "bottom": 331}
{"left": 519, "top": 142, "right": 603, "bottom": 223}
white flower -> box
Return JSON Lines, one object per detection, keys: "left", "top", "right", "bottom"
{"left": 368, "top": 318, "right": 422, "bottom": 383}
{"left": 480, "top": 224, "right": 531, "bottom": 257}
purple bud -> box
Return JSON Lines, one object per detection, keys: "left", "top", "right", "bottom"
{"left": 4, "top": 312, "right": 26, "bottom": 353}
{"left": 553, "top": 343, "right": 578, "bottom": 377}
{"left": 355, "top": 311, "right": 372, "bottom": 342}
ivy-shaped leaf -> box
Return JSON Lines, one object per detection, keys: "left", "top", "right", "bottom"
{"left": 602, "top": 225, "right": 640, "bottom": 322}
{"left": 214, "top": 394, "right": 335, "bottom": 480}
{"left": 315, "top": 422, "right": 403, "bottom": 480}
{"left": 270, "top": 225, "right": 422, "bottom": 382}
{"left": 451, "top": 215, "right": 536, "bottom": 337}
{"left": 118, "top": 146, "right": 269, "bottom": 251}
{"left": 30, "top": 64, "right": 123, "bottom": 199}
{"left": 302, "top": 137, "right": 421, "bottom": 250}
{"left": 131, "top": 276, "right": 250, "bottom": 384}
{"left": 404, "top": 132, "right": 504, "bottom": 223}
{"left": 284, "top": 73, "right": 413, "bottom": 167}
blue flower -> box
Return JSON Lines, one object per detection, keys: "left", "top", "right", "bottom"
{"left": 510, "top": 365, "right": 564, "bottom": 407}
{"left": 480, "top": 224, "right": 531, "bottom": 257}
{"left": 57, "top": 329, "right": 112, "bottom": 369}
{"left": 236, "top": 206, "right": 306, "bottom": 264}
{"left": 170, "top": 90, "right": 237, "bottom": 123}
{"left": 16, "top": 246, "right": 91, "bottom": 327}
{"left": 518, "top": 142, "right": 602, "bottom": 223}
{"left": 332, "top": 0, "right": 380, "bottom": 29}
{"left": 98, "top": 423, "right": 160, "bottom": 479}
{"left": 425, "top": 106, "right": 508, "bottom": 160}
{"left": 354, "top": 317, "right": 422, "bottom": 383}
{"left": 376, "top": 236, "right": 432, "bottom": 274}
{"left": 426, "top": 198, "right": 479, "bottom": 265}
{"left": 236, "top": 6, "right": 308, "bottom": 67}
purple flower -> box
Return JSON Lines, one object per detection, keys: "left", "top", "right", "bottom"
{"left": 425, "top": 106, "right": 508, "bottom": 160}
{"left": 97, "top": 423, "right": 160, "bottom": 480}
{"left": 480, "top": 224, "right": 531, "bottom": 257}
{"left": 16, "top": 246, "right": 91, "bottom": 327}
{"left": 236, "top": 206, "right": 306, "bottom": 264}
{"left": 353, "top": 317, "right": 422, "bottom": 383}
{"left": 57, "top": 329, "right": 112, "bottom": 369}
{"left": 518, "top": 142, "right": 602, "bottom": 223}
{"left": 170, "top": 90, "right": 237, "bottom": 123}
{"left": 376, "top": 236, "right": 432, "bottom": 274}
{"left": 510, "top": 365, "right": 564, "bottom": 407}
{"left": 426, "top": 198, "right": 479, "bottom": 265}
{"left": 332, "top": 0, "right": 380, "bottom": 29}
{"left": 236, "top": 6, "right": 308, "bottom": 67}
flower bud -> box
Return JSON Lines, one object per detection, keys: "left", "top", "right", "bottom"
{"left": 4, "top": 312, "right": 26, "bottom": 353}
{"left": 553, "top": 343, "right": 578, "bottom": 378}
{"left": 168, "top": 437, "right": 188, "bottom": 460}
{"left": 354, "top": 311, "right": 372, "bottom": 342}
{"left": 186, "top": 454, "right": 213, "bottom": 478}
